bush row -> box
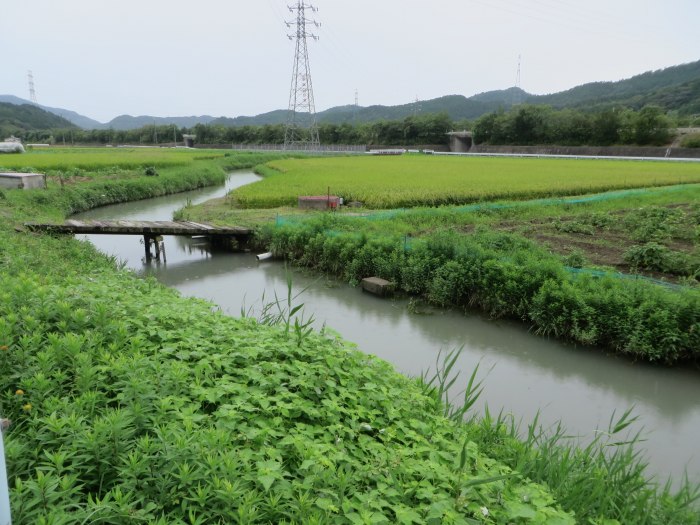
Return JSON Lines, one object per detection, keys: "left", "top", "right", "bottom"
{"left": 11, "top": 164, "right": 227, "bottom": 217}
{"left": 265, "top": 222, "right": 700, "bottom": 364}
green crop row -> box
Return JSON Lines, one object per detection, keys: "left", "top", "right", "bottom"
{"left": 0, "top": 147, "right": 226, "bottom": 172}
{"left": 231, "top": 155, "right": 700, "bottom": 209}
{"left": 263, "top": 221, "right": 700, "bottom": 364}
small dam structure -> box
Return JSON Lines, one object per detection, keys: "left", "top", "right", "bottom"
{"left": 447, "top": 131, "right": 473, "bottom": 153}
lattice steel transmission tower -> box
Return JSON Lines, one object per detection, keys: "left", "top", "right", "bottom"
{"left": 284, "top": 1, "right": 320, "bottom": 150}
{"left": 27, "top": 70, "right": 38, "bottom": 104}
{"left": 512, "top": 55, "right": 522, "bottom": 106}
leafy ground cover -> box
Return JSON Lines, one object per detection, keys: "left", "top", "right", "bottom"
{"left": 0, "top": 150, "right": 575, "bottom": 524}
{"left": 231, "top": 155, "right": 700, "bottom": 209}
{"left": 1, "top": 149, "right": 698, "bottom": 523}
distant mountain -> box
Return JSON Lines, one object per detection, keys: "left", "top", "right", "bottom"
{"left": 0, "top": 95, "right": 103, "bottom": 129}
{"left": 1, "top": 59, "right": 698, "bottom": 132}
{"left": 0, "top": 102, "right": 76, "bottom": 135}
{"left": 106, "top": 114, "right": 217, "bottom": 131}
{"left": 210, "top": 110, "right": 289, "bottom": 127}
{"left": 528, "top": 60, "right": 700, "bottom": 110}
{"left": 210, "top": 90, "right": 528, "bottom": 127}
{"left": 0, "top": 95, "right": 216, "bottom": 131}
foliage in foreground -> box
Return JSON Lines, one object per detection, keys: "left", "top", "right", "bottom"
{"left": 0, "top": 264, "right": 575, "bottom": 524}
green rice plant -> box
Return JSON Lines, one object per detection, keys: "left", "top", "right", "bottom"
{"left": 233, "top": 156, "right": 700, "bottom": 209}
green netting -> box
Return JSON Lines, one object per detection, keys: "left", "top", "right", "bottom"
{"left": 275, "top": 183, "right": 699, "bottom": 226}
{"left": 565, "top": 266, "right": 686, "bottom": 289}
{"left": 271, "top": 184, "right": 699, "bottom": 290}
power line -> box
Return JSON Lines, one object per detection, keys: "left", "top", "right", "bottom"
{"left": 284, "top": 1, "right": 321, "bottom": 150}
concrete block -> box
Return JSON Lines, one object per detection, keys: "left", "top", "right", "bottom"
{"left": 361, "top": 277, "right": 395, "bottom": 297}
{"left": 0, "top": 173, "right": 45, "bottom": 190}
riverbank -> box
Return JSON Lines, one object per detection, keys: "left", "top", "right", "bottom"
{"left": 1, "top": 150, "right": 697, "bottom": 523}
{"left": 178, "top": 157, "right": 700, "bottom": 365}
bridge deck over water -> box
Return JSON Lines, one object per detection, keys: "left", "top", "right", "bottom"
{"left": 26, "top": 220, "right": 253, "bottom": 262}
{"left": 26, "top": 220, "right": 251, "bottom": 237}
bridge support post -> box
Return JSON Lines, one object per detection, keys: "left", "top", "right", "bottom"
{"left": 144, "top": 234, "right": 153, "bottom": 262}
{"left": 144, "top": 234, "right": 165, "bottom": 263}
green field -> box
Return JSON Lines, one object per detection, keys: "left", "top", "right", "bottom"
{"left": 0, "top": 147, "right": 228, "bottom": 172}
{"left": 234, "top": 155, "right": 700, "bottom": 208}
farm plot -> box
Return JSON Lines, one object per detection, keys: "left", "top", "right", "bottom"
{"left": 233, "top": 155, "right": 700, "bottom": 208}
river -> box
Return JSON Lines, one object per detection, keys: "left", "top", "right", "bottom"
{"left": 74, "top": 171, "right": 700, "bottom": 487}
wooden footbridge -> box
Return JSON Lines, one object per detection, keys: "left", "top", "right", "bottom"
{"left": 25, "top": 220, "right": 253, "bottom": 262}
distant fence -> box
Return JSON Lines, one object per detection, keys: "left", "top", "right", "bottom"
{"left": 469, "top": 144, "right": 700, "bottom": 159}
{"left": 198, "top": 144, "right": 367, "bottom": 153}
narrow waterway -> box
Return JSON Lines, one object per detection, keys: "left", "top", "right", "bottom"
{"left": 75, "top": 171, "right": 700, "bottom": 487}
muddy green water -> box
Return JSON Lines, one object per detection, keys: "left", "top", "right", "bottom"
{"left": 75, "top": 172, "right": 700, "bottom": 487}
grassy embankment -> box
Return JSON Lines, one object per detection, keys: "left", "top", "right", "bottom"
{"left": 178, "top": 155, "right": 700, "bottom": 364}
{"left": 2, "top": 149, "right": 698, "bottom": 523}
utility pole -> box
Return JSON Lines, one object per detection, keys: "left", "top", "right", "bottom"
{"left": 284, "top": 1, "right": 320, "bottom": 150}
{"left": 27, "top": 70, "right": 38, "bottom": 104}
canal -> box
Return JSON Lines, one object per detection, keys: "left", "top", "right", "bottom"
{"left": 74, "top": 171, "right": 700, "bottom": 487}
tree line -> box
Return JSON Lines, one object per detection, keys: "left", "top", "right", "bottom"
{"left": 472, "top": 105, "right": 680, "bottom": 146}
{"left": 10, "top": 105, "right": 699, "bottom": 148}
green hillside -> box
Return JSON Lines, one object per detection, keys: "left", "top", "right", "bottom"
{"left": 211, "top": 60, "right": 700, "bottom": 128}
{"left": 0, "top": 102, "right": 76, "bottom": 137}
{"left": 529, "top": 60, "right": 700, "bottom": 112}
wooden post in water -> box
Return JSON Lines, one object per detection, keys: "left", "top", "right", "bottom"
{"left": 154, "top": 236, "right": 162, "bottom": 261}
{"left": 144, "top": 234, "right": 152, "bottom": 262}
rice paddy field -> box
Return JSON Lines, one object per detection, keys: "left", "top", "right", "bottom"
{"left": 235, "top": 155, "right": 700, "bottom": 208}
{"left": 0, "top": 147, "right": 226, "bottom": 171}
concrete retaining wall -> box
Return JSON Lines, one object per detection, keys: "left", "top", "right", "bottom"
{"left": 469, "top": 144, "right": 700, "bottom": 159}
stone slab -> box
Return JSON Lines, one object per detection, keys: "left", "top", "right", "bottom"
{"left": 361, "top": 277, "right": 395, "bottom": 297}
{"left": 0, "top": 173, "right": 45, "bottom": 190}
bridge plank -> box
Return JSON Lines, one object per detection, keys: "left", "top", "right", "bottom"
{"left": 25, "top": 220, "right": 252, "bottom": 237}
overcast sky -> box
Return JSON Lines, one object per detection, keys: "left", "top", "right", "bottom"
{"left": 2, "top": 0, "right": 699, "bottom": 123}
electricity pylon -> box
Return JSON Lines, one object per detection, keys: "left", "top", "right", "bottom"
{"left": 284, "top": 1, "right": 320, "bottom": 150}
{"left": 28, "top": 70, "right": 38, "bottom": 104}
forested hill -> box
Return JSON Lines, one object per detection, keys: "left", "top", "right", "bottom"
{"left": 211, "top": 61, "right": 700, "bottom": 127}
{"left": 0, "top": 102, "right": 76, "bottom": 137}
{"left": 529, "top": 60, "right": 700, "bottom": 113}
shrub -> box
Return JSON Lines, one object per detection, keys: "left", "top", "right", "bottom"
{"left": 680, "top": 133, "right": 700, "bottom": 148}
{"left": 623, "top": 243, "right": 691, "bottom": 275}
